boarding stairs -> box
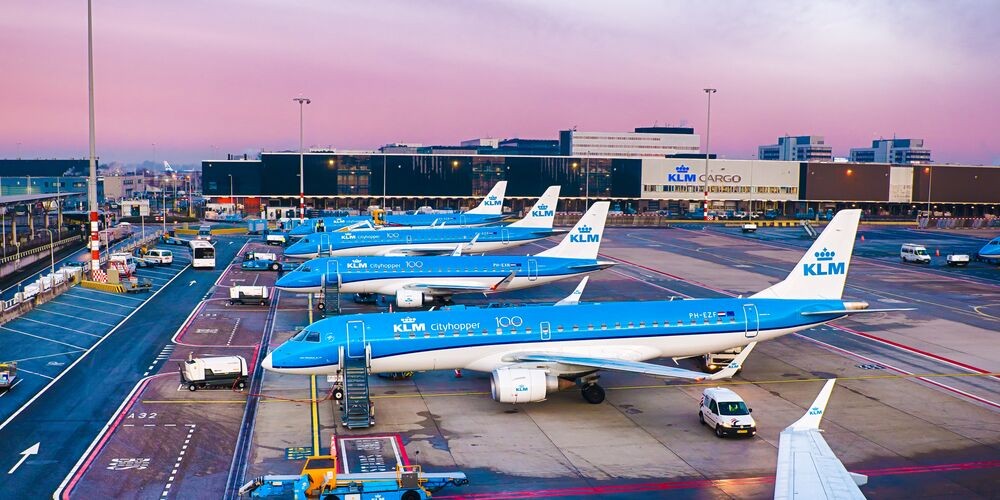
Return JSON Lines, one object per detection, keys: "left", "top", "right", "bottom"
{"left": 319, "top": 271, "right": 342, "bottom": 316}
{"left": 341, "top": 355, "right": 374, "bottom": 429}
{"left": 800, "top": 220, "right": 819, "bottom": 239}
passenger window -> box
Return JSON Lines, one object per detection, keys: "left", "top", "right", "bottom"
{"left": 424, "top": 332, "right": 430, "bottom": 338}
{"left": 525, "top": 327, "right": 532, "bottom": 334}
{"left": 677, "top": 320, "right": 683, "bottom": 326}
{"left": 556, "top": 325, "right": 564, "bottom": 332}
{"left": 628, "top": 322, "right": 635, "bottom": 328}
{"left": 394, "top": 333, "right": 400, "bottom": 340}
{"left": 638, "top": 321, "right": 644, "bottom": 328}
{"left": 614, "top": 322, "right": 621, "bottom": 329}
{"left": 496, "top": 328, "right": 503, "bottom": 335}
{"left": 438, "top": 331, "right": 444, "bottom": 338}
{"left": 572, "top": 325, "right": 579, "bottom": 331}
{"left": 409, "top": 332, "right": 416, "bottom": 339}
{"left": 482, "top": 328, "right": 488, "bottom": 335}
{"left": 510, "top": 328, "right": 517, "bottom": 334}
{"left": 588, "top": 324, "right": 594, "bottom": 330}
{"left": 652, "top": 321, "right": 658, "bottom": 327}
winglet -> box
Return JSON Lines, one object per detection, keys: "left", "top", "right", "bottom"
{"left": 555, "top": 276, "right": 589, "bottom": 306}
{"left": 490, "top": 270, "right": 518, "bottom": 291}
{"left": 465, "top": 181, "right": 508, "bottom": 215}
{"left": 508, "top": 185, "right": 561, "bottom": 228}
{"left": 452, "top": 234, "right": 480, "bottom": 256}
{"left": 704, "top": 342, "right": 757, "bottom": 381}
{"left": 788, "top": 379, "right": 837, "bottom": 431}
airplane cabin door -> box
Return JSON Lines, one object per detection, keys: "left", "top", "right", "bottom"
{"left": 743, "top": 304, "right": 759, "bottom": 338}
{"left": 527, "top": 259, "right": 538, "bottom": 281}
{"left": 346, "top": 320, "right": 367, "bottom": 358}
{"left": 318, "top": 233, "right": 331, "bottom": 256}
{"left": 540, "top": 321, "right": 551, "bottom": 341}
{"left": 501, "top": 228, "right": 510, "bottom": 245}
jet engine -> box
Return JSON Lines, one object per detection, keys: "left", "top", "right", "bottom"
{"left": 490, "top": 368, "right": 574, "bottom": 403}
{"left": 395, "top": 289, "right": 425, "bottom": 308}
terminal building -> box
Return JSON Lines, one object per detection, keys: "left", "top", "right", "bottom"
{"left": 559, "top": 127, "right": 701, "bottom": 158}
{"left": 758, "top": 136, "right": 833, "bottom": 161}
{"left": 202, "top": 152, "right": 999, "bottom": 218}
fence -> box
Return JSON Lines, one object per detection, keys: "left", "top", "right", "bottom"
{"left": 917, "top": 217, "right": 1000, "bottom": 230}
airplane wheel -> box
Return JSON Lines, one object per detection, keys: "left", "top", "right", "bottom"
{"left": 581, "top": 384, "right": 605, "bottom": 404}
{"left": 317, "top": 302, "right": 326, "bottom": 311}
{"left": 237, "top": 380, "right": 246, "bottom": 390}
{"left": 333, "top": 388, "right": 344, "bottom": 401}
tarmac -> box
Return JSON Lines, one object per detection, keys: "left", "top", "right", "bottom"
{"left": 0, "top": 224, "right": 997, "bottom": 499}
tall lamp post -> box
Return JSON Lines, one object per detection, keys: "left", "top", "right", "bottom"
{"left": 703, "top": 88, "right": 717, "bottom": 221}
{"left": 228, "top": 174, "right": 234, "bottom": 215}
{"left": 44, "top": 228, "right": 55, "bottom": 275}
{"left": 925, "top": 167, "right": 933, "bottom": 218}
{"left": 293, "top": 96, "right": 311, "bottom": 224}
{"left": 86, "top": 0, "right": 100, "bottom": 278}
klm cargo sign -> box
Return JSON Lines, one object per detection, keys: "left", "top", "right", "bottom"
{"left": 668, "top": 164, "right": 742, "bottom": 184}
{"left": 640, "top": 159, "right": 799, "bottom": 202}
{"left": 668, "top": 165, "right": 697, "bottom": 183}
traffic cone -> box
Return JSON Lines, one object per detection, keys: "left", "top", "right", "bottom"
{"left": 860, "top": 234, "right": 865, "bottom": 242}
{"left": 935, "top": 249, "right": 940, "bottom": 257}
{"left": 454, "top": 369, "right": 463, "bottom": 378}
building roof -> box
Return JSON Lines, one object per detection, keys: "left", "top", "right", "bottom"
{"left": 0, "top": 192, "right": 74, "bottom": 206}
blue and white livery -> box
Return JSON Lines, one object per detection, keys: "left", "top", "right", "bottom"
{"left": 977, "top": 236, "right": 1000, "bottom": 264}
{"left": 284, "top": 186, "right": 562, "bottom": 259}
{"left": 274, "top": 202, "right": 613, "bottom": 307}
{"left": 264, "top": 210, "right": 910, "bottom": 405}
{"left": 288, "top": 181, "right": 510, "bottom": 238}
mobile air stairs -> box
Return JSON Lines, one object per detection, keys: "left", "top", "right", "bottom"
{"left": 317, "top": 271, "right": 342, "bottom": 317}
{"left": 335, "top": 345, "right": 375, "bottom": 429}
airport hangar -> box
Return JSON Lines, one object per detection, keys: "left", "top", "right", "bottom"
{"left": 203, "top": 152, "right": 1000, "bottom": 217}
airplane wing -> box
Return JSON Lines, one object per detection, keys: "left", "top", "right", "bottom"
{"left": 401, "top": 281, "right": 494, "bottom": 294}
{"left": 774, "top": 379, "right": 867, "bottom": 500}
{"left": 381, "top": 246, "right": 464, "bottom": 257}
{"left": 512, "top": 342, "right": 756, "bottom": 381}
{"left": 555, "top": 277, "right": 588, "bottom": 305}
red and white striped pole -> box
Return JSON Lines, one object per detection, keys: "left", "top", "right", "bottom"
{"left": 87, "top": 0, "right": 101, "bottom": 278}
{"left": 293, "top": 96, "right": 311, "bottom": 225}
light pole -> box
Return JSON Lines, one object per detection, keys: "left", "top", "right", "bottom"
{"left": 293, "top": 96, "right": 311, "bottom": 224}
{"left": 703, "top": 88, "right": 717, "bottom": 221}
{"left": 86, "top": 0, "right": 100, "bottom": 279}
{"left": 382, "top": 155, "right": 387, "bottom": 209}
{"left": 44, "top": 228, "right": 55, "bottom": 275}
{"left": 228, "top": 174, "right": 234, "bottom": 215}
{"left": 161, "top": 178, "right": 167, "bottom": 234}
{"left": 925, "top": 167, "right": 933, "bottom": 218}
{"left": 749, "top": 154, "right": 755, "bottom": 217}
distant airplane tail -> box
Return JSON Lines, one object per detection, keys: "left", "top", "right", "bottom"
{"left": 752, "top": 209, "right": 861, "bottom": 300}
{"left": 507, "top": 185, "right": 560, "bottom": 229}
{"left": 465, "top": 181, "right": 508, "bottom": 215}
{"left": 538, "top": 202, "right": 609, "bottom": 260}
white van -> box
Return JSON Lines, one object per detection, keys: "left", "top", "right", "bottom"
{"left": 145, "top": 249, "right": 173, "bottom": 266}
{"left": 901, "top": 243, "right": 931, "bottom": 264}
{"left": 699, "top": 387, "right": 756, "bottom": 438}
{"left": 108, "top": 253, "right": 138, "bottom": 274}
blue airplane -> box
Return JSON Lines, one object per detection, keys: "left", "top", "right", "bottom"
{"left": 287, "top": 181, "right": 510, "bottom": 238}
{"left": 977, "top": 236, "right": 1000, "bottom": 264}
{"left": 284, "top": 185, "right": 563, "bottom": 259}
{"left": 274, "top": 202, "right": 613, "bottom": 308}
{"left": 264, "top": 210, "right": 912, "bottom": 405}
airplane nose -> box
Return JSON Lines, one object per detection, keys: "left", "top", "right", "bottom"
{"left": 261, "top": 352, "right": 274, "bottom": 371}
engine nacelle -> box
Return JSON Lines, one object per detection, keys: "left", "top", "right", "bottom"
{"left": 490, "top": 368, "right": 565, "bottom": 404}
{"left": 395, "top": 289, "right": 425, "bottom": 308}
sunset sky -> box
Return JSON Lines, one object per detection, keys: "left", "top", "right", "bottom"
{"left": 1, "top": 0, "right": 997, "bottom": 165}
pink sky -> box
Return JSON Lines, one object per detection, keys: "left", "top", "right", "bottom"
{"left": 1, "top": 0, "right": 997, "bottom": 165}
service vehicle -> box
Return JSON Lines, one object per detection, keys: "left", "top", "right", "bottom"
{"left": 196, "top": 225, "right": 213, "bottom": 241}
{"left": 189, "top": 239, "right": 216, "bottom": 269}
{"left": 0, "top": 362, "right": 17, "bottom": 390}
{"left": 265, "top": 231, "right": 288, "bottom": 246}
{"left": 241, "top": 252, "right": 295, "bottom": 272}
{"left": 946, "top": 253, "right": 970, "bottom": 267}
{"left": 108, "top": 252, "right": 139, "bottom": 274}
{"left": 179, "top": 355, "right": 247, "bottom": 391}
{"left": 741, "top": 223, "right": 758, "bottom": 233}
{"left": 229, "top": 285, "right": 270, "bottom": 306}
{"left": 144, "top": 248, "right": 173, "bottom": 265}
{"left": 699, "top": 387, "right": 756, "bottom": 438}
{"left": 702, "top": 346, "right": 744, "bottom": 372}
{"left": 900, "top": 243, "right": 931, "bottom": 264}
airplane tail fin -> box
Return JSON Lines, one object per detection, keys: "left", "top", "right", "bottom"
{"left": 465, "top": 181, "right": 507, "bottom": 215}
{"left": 788, "top": 379, "right": 836, "bottom": 432}
{"left": 751, "top": 209, "right": 861, "bottom": 300}
{"left": 555, "top": 276, "right": 589, "bottom": 306}
{"left": 507, "top": 185, "right": 560, "bottom": 229}
{"left": 537, "top": 202, "right": 609, "bottom": 260}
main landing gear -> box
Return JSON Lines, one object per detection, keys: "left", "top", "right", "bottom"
{"left": 579, "top": 375, "right": 605, "bottom": 404}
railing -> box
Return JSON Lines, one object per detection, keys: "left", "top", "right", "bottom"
{"left": 0, "top": 229, "right": 82, "bottom": 265}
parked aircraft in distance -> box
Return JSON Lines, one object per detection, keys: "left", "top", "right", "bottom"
{"left": 274, "top": 202, "right": 613, "bottom": 308}
{"left": 284, "top": 185, "right": 562, "bottom": 259}
{"left": 265, "top": 210, "right": 911, "bottom": 405}
{"left": 288, "top": 181, "right": 509, "bottom": 238}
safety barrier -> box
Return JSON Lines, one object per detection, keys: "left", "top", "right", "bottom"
{"left": 918, "top": 217, "right": 1000, "bottom": 230}
{"left": 80, "top": 280, "right": 126, "bottom": 293}
{"left": 174, "top": 227, "right": 248, "bottom": 236}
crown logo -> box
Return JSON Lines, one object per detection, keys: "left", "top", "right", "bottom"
{"left": 351, "top": 258, "right": 363, "bottom": 263}
{"left": 537, "top": 204, "right": 548, "bottom": 210}
{"left": 676, "top": 165, "right": 690, "bottom": 173}
{"left": 578, "top": 225, "right": 593, "bottom": 234}
{"left": 488, "top": 195, "right": 498, "bottom": 200}
{"left": 815, "top": 248, "right": 835, "bottom": 261}
{"left": 401, "top": 317, "right": 417, "bottom": 324}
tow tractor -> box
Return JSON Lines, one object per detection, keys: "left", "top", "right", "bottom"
{"left": 241, "top": 251, "right": 297, "bottom": 272}
{"left": 240, "top": 453, "right": 468, "bottom": 499}
{"left": 0, "top": 362, "right": 17, "bottom": 391}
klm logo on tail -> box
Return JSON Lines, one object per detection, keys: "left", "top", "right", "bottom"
{"left": 668, "top": 164, "right": 697, "bottom": 183}
{"left": 803, "top": 248, "right": 845, "bottom": 276}
{"left": 484, "top": 195, "right": 501, "bottom": 207}
{"left": 531, "top": 204, "right": 554, "bottom": 217}
{"left": 570, "top": 225, "right": 599, "bottom": 243}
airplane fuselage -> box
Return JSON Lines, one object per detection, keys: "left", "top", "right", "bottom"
{"left": 288, "top": 213, "right": 508, "bottom": 238}
{"left": 275, "top": 255, "right": 613, "bottom": 295}
{"left": 285, "top": 226, "right": 559, "bottom": 259}
{"left": 263, "top": 298, "right": 847, "bottom": 375}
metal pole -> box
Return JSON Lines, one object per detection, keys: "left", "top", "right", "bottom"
{"left": 926, "top": 167, "right": 932, "bottom": 217}
{"left": 229, "top": 174, "right": 233, "bottom": 214}
{"left": 293, "top": 97, "right": 311, "bottom": 224}
{"left": 749, "top": 155, "right": 754, "bottom": 216}
{"left": 87, "top": 0, "right": 100, "bottom": 278}
{"left": 703, "top": 88, "right": 717, "bottom": 221}
{"left": 382, "top": 155, "right": 387, "bottom": 209}
{"left": 585, "top": 156, "right": 590, "bottom": 208}
{"left": 162, "top": 180, "right": 167, "bottom": 234}
{"left": 46, "top": 229, "right": 55, "bottom": 275}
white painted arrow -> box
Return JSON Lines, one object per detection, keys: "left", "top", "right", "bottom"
{"left": 8, "top": 443, "right": 39, "bottom": 474}
{"left": 188, "top": 280, "right": 197, "bottom": 286}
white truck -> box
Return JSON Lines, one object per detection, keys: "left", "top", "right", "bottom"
{"left": 229, "top": 286, "right": 270, "bottom": 306}
{"left": 179, "top": 355, "right": 248, "bottom": 391}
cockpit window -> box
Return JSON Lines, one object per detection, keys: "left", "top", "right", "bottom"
{"left": 290, "top": 329, "right": 309, "bottom": 341}
{"left": 305, "top": 331, "right": 320, "bottom": 343}
{"left": 294, "top": 263, "right": 311, "bottom": 273}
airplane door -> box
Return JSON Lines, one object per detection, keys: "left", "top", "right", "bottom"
{"left": 346, "top": 320, "right": 366, "bottom": 358}
{"left": 743, "top": 304, "right": 759, "bottom": 338}
{"left": 540, "top": 321, "right": 551, "bottom": 341}
{"left": 527, "top": 259, "right": 538, "bottom": 282}
{"left": 501, "top": 228, "right": 510, "bottom": 246}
